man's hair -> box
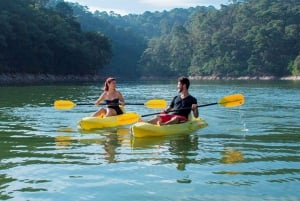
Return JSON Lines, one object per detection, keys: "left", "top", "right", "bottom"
{"left": 178, "top": 76, "right": 190, "bottom": 89}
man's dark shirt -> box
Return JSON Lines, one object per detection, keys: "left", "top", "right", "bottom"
{"left": 170, "top": 95, "right": 197, "bottom": 118}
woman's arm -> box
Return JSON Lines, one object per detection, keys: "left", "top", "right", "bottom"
{"left": 95, "top": 92, "right": 105, "bottom": 105}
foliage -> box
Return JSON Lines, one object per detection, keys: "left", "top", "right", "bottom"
{"left": 67, "top": 3, "right": 147, "bottom": 78}
{"left": 0, "top": 0, "right": 299, "bottom": 79}
{"left": 68, "top": 5, "right": 202, "bottom": 78}
{"left": 138, "top": 0, "right": 300, "bottom": 77}
{"left": 290, "top": 55, "right": 300, "bottom": 76}
{"left": 0, "top": 0, "right": 111, "bottom": 75}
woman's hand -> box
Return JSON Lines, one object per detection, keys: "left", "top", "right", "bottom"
{"left": 94, "top": 100, "right": 100, "bottom": 106}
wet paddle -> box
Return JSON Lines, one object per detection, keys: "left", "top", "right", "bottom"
{"left": 116, "top": 94, "right": 245, "bottom": 124}
{"left": 54, "top": 99, "right": 167, "bottom": 110}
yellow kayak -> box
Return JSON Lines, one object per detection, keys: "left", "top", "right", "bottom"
{"left": 78, "top": 112, "right": 140, "bottom": 130}
{"left": 131, "top": 117, "right": 208, "bottom": 137}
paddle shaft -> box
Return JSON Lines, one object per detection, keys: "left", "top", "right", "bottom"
{"left": 75, "top": 103, "right": 147, "bottom": 106}
{"left": 141, "top": 102, "right": 218, "bottom": 117}
{"left": 54, "top": 99, "right": 168, "bottom": 110}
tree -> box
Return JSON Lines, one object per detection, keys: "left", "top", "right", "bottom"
{"left": 290, "top": 55, "right": 300, "bottom": 76}
{"left": 0, "top": 0, "right": 112, "bottom": 75}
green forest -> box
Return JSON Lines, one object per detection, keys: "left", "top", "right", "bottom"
{"left": 0, "top": 0, "right": 112, "bottom": 75}
{"left": 0, "top": 0, "right": 299, "bottom": 79}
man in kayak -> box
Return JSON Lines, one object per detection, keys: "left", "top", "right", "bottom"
{"left": 92, "top": 77, "right": 125, "bottom": 117}
{"left": 147, "top": 76, "right": 198, "bottom": 125}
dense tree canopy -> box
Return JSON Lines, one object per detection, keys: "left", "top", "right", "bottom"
{"left": 0, "top": 0, "right": 112, "bottom": 75}
{"left": 138, "top": 0, "right": 300, "bottom": 77}
{"left": 0, "top": 0, "right": 299, "bottom": 79}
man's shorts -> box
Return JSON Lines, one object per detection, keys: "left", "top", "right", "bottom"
{"left": 159, "top": 114, "right": 187, "bottom": 123}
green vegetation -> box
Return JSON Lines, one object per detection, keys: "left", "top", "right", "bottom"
{"left": 0, "top": 0, "right": 111, "bottom": 75}
{"left": 0, "top": 0, "right": 299, "bottom": 79}
{"left": 137, "top": 0, "right": 300, "bottom": 77}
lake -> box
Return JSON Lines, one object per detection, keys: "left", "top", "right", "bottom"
{"left": 0, "top": 80, "right": 299, "bottom": 201}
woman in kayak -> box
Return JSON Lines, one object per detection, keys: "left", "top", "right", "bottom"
{"left": 92, "top": 77, "right": 125, "bottom": 117}
{"left": 147, "top": 76, "right": 198, "bottom": 125}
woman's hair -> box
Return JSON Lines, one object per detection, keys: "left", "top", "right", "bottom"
{"left": 178, "top": 76, "right": 190, "bottom": 89}
{"left": 103, "top": 77, "right": 116, "bottom": 91}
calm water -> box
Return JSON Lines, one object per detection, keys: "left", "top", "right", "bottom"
{"left": 0, "top": 80, "right": 299, "bottom": 201}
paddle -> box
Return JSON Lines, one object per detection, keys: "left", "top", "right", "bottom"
{"left": 54, "top": 99, "right": 167, "bottom": 110}
{"left": 115, "top": 94, "right": 245, "bottom": 124}
{"left": 141, "top": 93, "right": 245, "bottom": 117}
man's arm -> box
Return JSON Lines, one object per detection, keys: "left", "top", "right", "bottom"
{"left": 192, "top": 104, "right": 198, "bottom": 118}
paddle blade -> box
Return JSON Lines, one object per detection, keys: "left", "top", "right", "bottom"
{"left": 144, "top": 99, "right": 167, "bottom": 109}
{"left": 116, "top": 113, "right": 140, "bottom": 125}
{"left": 218, "top": 94, "right": 245, "bottom": 107}
{"left": 54, "top": 100, "right": 76, "bottom": 109}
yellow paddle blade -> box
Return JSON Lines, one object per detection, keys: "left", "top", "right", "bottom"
{"left": 116, "top": 113, "right": 141, "bottom": 125}
{"left": 218, "top": 94, "right": 245, "bottom": 107}
{"left": 144, "top": 99, "right": 167, "bottom": 109}
{"left": 54, "top": 100, "right": 76, "bottom": 109}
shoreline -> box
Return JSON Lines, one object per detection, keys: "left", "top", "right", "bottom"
{"left": 0, "top": 73, "right": 299, "bottom": 84}
{"left": 0, "top": 73, "right": 106, "bottom": 84}
{"left": 188, "top": 75, "right": 300, "bottom": 81}
{"left": 140, "top": 75, "right": 300, "bottom": 81}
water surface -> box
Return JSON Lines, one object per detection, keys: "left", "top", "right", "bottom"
{"left": 0, "top": 80, "right": 299, "bottom": 201}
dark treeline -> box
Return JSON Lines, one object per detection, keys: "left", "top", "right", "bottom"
{"left": 0, "top": 0, "right": 111, "bottom": 75}
{"left": 0, "top": 0, "right": 299, "bottom": 79}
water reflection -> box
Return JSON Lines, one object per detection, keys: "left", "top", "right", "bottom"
{"left": 55, "top": 127, "right": 133, "bottom": 164}
{"left": 220, "top": 148, "right": 244, "bottom": 164}
{"left": 55, "top": 127, "right": 204, "bottom": 171}
{"left": 131, "top": 136, "right": 165, "bottom": 149}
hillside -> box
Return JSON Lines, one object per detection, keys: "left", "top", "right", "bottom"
{"left": 0, "top": 0, "right": 299, "bottom": 82}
